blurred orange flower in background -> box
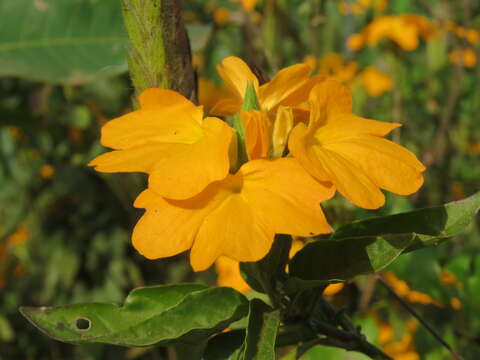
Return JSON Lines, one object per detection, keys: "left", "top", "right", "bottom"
{"left": 230, "top": 0, "right": 256, "bottom": 12}
{"left": 348, "top": 14, "right": 436, "bottom": 51}
{"left": 339, "top": 0, "right": 387, "bottom": 15}
{"left": 449, "top": 48, "right": 477, "bottom": 68}
{"left": 360, "top": 66, "right": 393, "bottom": 97}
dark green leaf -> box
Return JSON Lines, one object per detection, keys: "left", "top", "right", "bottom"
{"left": 290, "top": 192, "right": 480, "bottom": 281}
{"left": 0, "top": 0, "right": 127, "bottom": 84}
{"left": 242, "top": 299, "right": 280, "bottom": 360}
{"left": 204, "top": 330, "right": 246, "bottom": 360}
{"left": 20, "top": 284, "right": 248, "bottom": 347}
{"left": 241, "top": 234, "right": 292, "bottom": 293}
{"left": 290, "top": 234, "right": 414, "bottom": 281}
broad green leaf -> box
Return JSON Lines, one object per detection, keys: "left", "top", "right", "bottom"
{"left": 241, "top": 299, "right": 280, "bottom": 360}
{"left": 204, "top": 330, "right": 246, "bottom": 360}
{"left": 20, "top": 284, "right": 248, "bottom": 347}
{"left": 0, "top": 0, "right": 127, "bottom": 84}
{"left": 241, "top": 234, "right": 292, "bottom": 294}
{"left": 290, "top": 192, "right": 480, "bottom": 281}
{"left": 290, "top": 234, "right": 414, "bottom": 281}
{"left": 333, "top": 191, "right": 480, "bottom": 251}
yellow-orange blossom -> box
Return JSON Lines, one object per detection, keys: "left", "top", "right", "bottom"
{"left": 90, "top": 56, "right": 425, "bottom": 271}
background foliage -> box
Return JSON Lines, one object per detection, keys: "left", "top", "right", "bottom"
{"left": 0, "top": 0, "right": 479, "bottom": 359}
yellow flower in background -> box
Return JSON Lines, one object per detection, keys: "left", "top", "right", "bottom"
{"left": 211, "top": 56, "right": 315, "bottom": 118}
{"left": 39, "top": 164, "right": 55, "bottom": 179}
{"left": 339, "top": 0, "right": 387, "bottom": 14}
{"left": 466, "top": 29, "right": 479, "bottom": 44}
{"left": 289, "top": 80, "right": 425, "bottom": 209}
{"left": 468, "top": 140, "right": 480, "bottom": 155}
{"left": 89, "top": 89, "right": 233, "bottom": 200}
{"left": 383, "top": 272, "right": 443, "bottom": 307}
{"left": 230, "top": 0, "right": 256, "bottom": 12}
{"left": 317, "top": 53, "right": 358, "bottom": 84}
{"left": 348, "top": 14, "right": 436, "bottom": 51}
{"left": 302, "top": 53, "right": 358, "bottom": 84}
{"left": 449, "top": 48, "right": 477, "bottom": 68}
{"left": 133, "top": 158, "right": 333, "bottom": 271}
{"left": 216, "top": 256, "right": 251, "bottom": 293}
{"left": 439, "top": 268, "right": 459, "bottom": 286}
{"left": 213, "top": 7, "right": 230, "bottom": 25}
{"left": 444, "top": 21, "right": 479, "bottom": 44}
{"left": 450, "top": 297, "right": 461, "bottom": 310}
{"left": 360, "top": 66, "right": 393, "bottom": 97}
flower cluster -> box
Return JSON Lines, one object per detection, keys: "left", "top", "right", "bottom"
{"left": 348, "top": 14, "right": 437, "bottom": 51}
{"left": 90, "top": 56, "right": 425, "bottom": 271}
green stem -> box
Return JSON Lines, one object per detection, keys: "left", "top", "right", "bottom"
{"left": 121, "top": 0, "right": 195, "bottom": 99}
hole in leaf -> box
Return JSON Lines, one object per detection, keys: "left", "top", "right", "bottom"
{"left": 75, "top": 317, "right": 91, "bottom": 331}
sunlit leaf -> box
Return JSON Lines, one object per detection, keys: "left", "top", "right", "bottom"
{"left": 21, "top": 284, "right": 248, "bottom": 346}
{"left": 290, "top": 192, "right": 480, "bottom": 281}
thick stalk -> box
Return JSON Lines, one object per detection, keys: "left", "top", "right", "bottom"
{"left": 121, "top": 0, "right": 195, "bottom": 100}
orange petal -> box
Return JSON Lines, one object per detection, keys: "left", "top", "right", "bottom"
{"left": 216, "top": 56, "right": 259, "bottom": 99}
{"left": 138, "top": 88, "right": 199, "bottom": 113}
{"left": 242, "top": 158, "right": 334, "bottom": 236}
{"left": 215, "top": 256, "right": 251, "bottom": 293}
{"left": 148, "top": 117, "right": 233, "bottom": 199}
{"left": 210, "top": 98, "right": 242, "bottom": 116}
{"left": 132, "top": 190, "right": 206, "bottom": 259}
{"left": 100, "top": 107, "right": 203, "bottom": 150}
{"left": 190, "top": 191, "right": 273, "bottom": 271}
{"left": 314, "top": 113, "right": 401, "bottom": 142}
{"left": 308, "top": 80, "right": 353, "bottom": 119}
{"left": 259, "top": 63, "right": 312, "bottom": 111}
{"left": 241, "top": 110, "right": 272, "bottom": 160}
{"left": 89, "top": 143, "right": 166, "bottom": 173}
{"left": 289, "top": 124, "right": 385, "bottom": 209}
{"left": 325, "top": 135, "right": 425, "bottom": 195}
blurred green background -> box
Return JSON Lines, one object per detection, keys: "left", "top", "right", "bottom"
{"left": 0, "top": 0, "right": 479, "bottom": 359}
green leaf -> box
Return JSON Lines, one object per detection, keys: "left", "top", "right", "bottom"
{"left": 290, "top": 234, "right": 415, "bottom": 281}
{"left": 290, "top": 192, "right": 480, "bottom": 281}
{"left": 20, "top": 284, "right": 248, "bottom": 347}
{"left": 241, "top": 299, "right": 280, "bottom": 360}
{"left": 204, "top": 330, "right": 246, "bottom": 360}
{"left": 242, "top": 82, "right": 261, "bottom": 111}
{"left": 0, "top": 0, "right": 127, "bottom": 84}
{"left": 333, "top": 191, "right": 480, "bottom": 250}
{"left": 240, "top": 234, "right": 292, "bottom": 294}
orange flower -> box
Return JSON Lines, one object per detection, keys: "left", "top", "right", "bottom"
{"left": 348, "top": 14, "right": 436, "bottom": 51}
{"left": 317, "top": 53, "right": 358, "bottom": 84}
{"left": 215, "top": 256, "right": 251, "bottom": 293}
{"left": 449, "top": 48, "right": 477, "bottom": 68}
{"left": 132, "top": 158, "right": 333, "bottom": 271}
{"left": 211, "top": 56, "right": 315, "bottom": 118}
{"left": 360, "top": 66, "right": 393, "bottom": 97}
{"left": 288, "top": 80, "right": 425, "bottom": 209}
{"left": 39, "top": 164, "right": 55, "bottom": 179}
{"left": 89, "top": 89, "right": 233, "bottom": 200}
{"left": 230, "top": 0, "right": 256, "bottom": 12}
{"left": 213, "top": 7, "right": 230, "bottom": 25}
